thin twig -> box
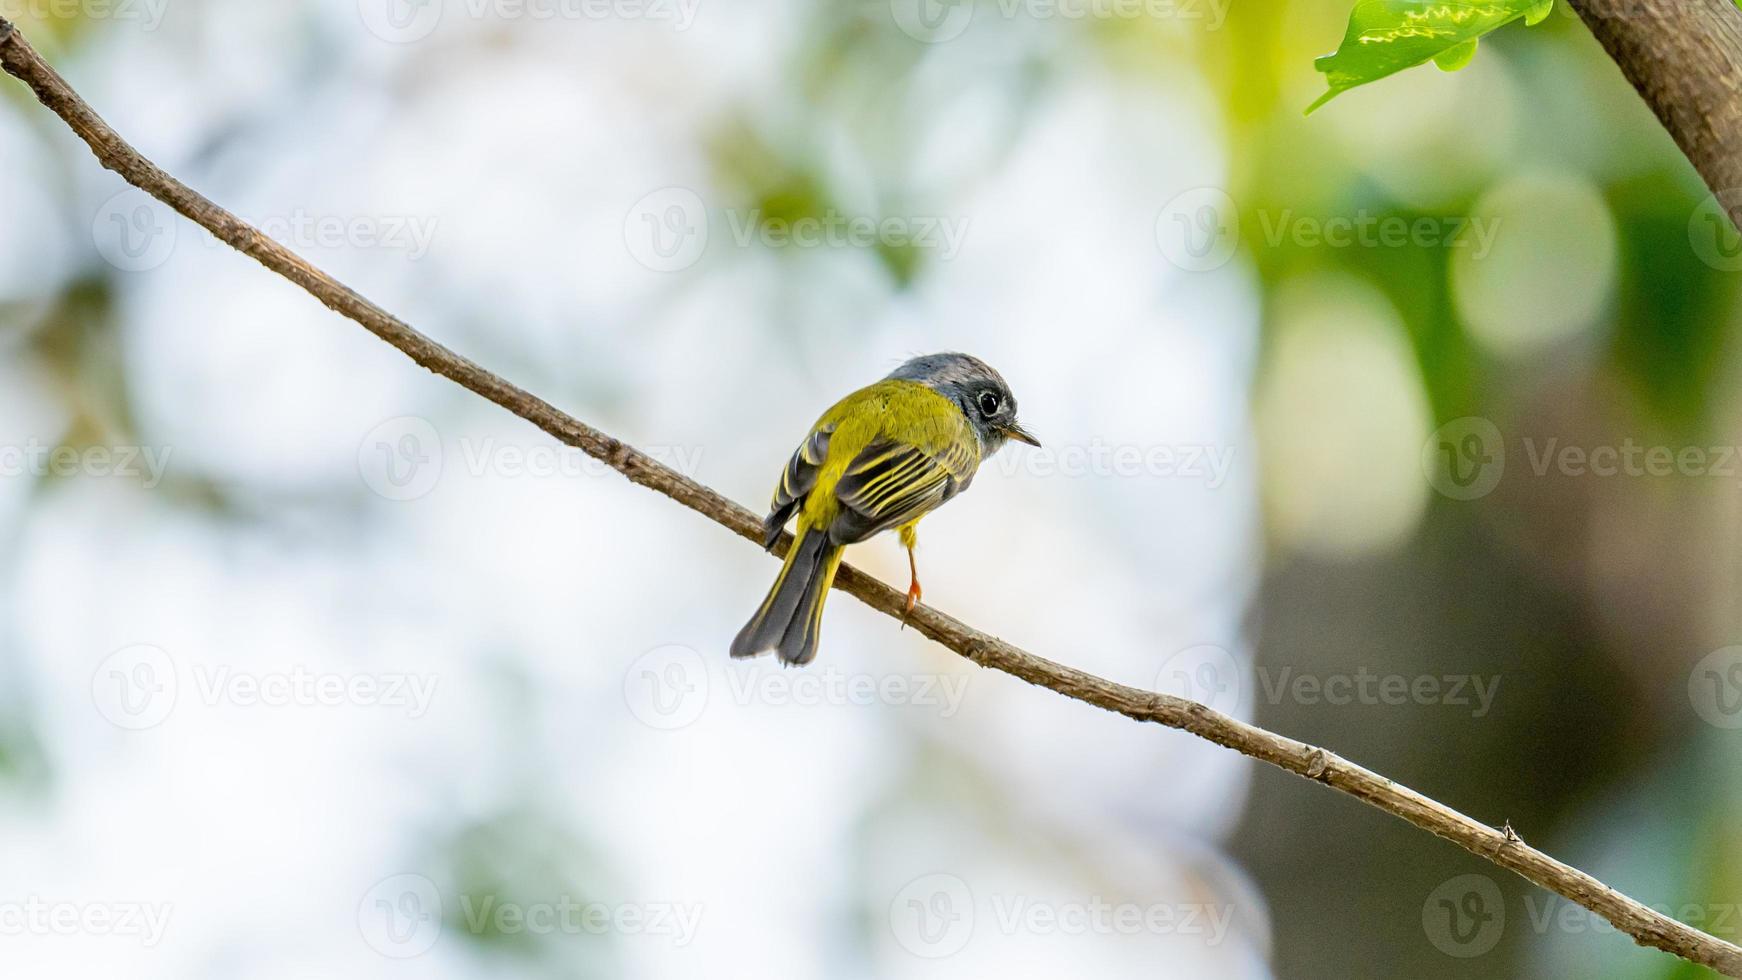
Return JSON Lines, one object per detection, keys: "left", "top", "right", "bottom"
{"left": 3, "top": 18, "right": 1737, "bottom": 976}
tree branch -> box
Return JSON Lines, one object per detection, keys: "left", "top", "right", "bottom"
{"left": 1567, "top": 0, "right": 1742, "bottom": 210}
{"left": 3, "top": 17, "right": 1737, "bottom": 976}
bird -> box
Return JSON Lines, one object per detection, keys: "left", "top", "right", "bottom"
{"left": 730, "top": 352, "right": 1039, "bottom": 666}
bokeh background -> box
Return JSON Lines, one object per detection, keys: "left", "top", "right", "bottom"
{"left": 1, "top": 1, "right": 1739, "bottom": 977}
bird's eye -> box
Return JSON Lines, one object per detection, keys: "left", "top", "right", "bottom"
{"left": 977, "top": 390, "right": 1002, "bottom": 417}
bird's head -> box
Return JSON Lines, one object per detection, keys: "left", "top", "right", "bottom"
{"left": 887, "top": 352, "right": 1039, "bottom": 453}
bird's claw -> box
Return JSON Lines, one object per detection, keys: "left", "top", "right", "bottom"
{"left": 901, "top": 580, "right": 922, "bottom": 629}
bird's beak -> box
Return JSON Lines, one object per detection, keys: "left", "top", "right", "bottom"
{"left": 1003, "top": 421, "right": 1041, "bottom": 447}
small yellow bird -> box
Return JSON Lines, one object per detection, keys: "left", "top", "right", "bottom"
{"left": 731, "top": 352, "right": 1038, "bottom": 665}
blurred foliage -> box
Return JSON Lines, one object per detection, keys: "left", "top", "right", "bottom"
{"left": 1607, "top": 174, "right": 1739, "bottom": 432}
{"left": 437, "top": 808, "right": 624, "bottom": 977}
{"left": 0, "top": 690, "right": 51, "bottom": 798}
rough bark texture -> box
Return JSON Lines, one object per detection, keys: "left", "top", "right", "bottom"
{"left": 5, "top": 15, "right": 1742, "bottom": 977}
{"left": 1569, "top": 0, "right": 1742, "bottom": 216}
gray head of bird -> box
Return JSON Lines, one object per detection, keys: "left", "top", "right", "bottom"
{"left": 886, "top": 352, "right": 1040, "bottom": 453}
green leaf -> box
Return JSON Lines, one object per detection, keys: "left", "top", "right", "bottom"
{"left": 1308, "top": 0, "right": 1553, "bottom": 113}
{"left": 1432, "top": 38, "right": 1479, "bottom": 71}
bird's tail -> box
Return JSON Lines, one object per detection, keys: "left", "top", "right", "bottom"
{"left": 730, "top": 525, "right": 845, "bottom": 666}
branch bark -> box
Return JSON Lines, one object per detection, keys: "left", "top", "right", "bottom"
{"left": 1568, "top": 0, "right": 1742, "bottom": 209}
{"left": 3, "top": 17, "right": 1738, "bottom": 977}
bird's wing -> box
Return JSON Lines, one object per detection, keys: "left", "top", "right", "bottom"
{"left": 761, "top": 423, "right": 833, "bottom": 549}
{"left": 826, "top": 435, "right": 978, "bottom": 545}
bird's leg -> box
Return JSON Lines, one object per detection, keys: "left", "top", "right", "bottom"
{"left": 899, "top": 523, "right": 921, "bottom": 625}
{"left": 904, "top": 546, "right": 922, "bottom": 614}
